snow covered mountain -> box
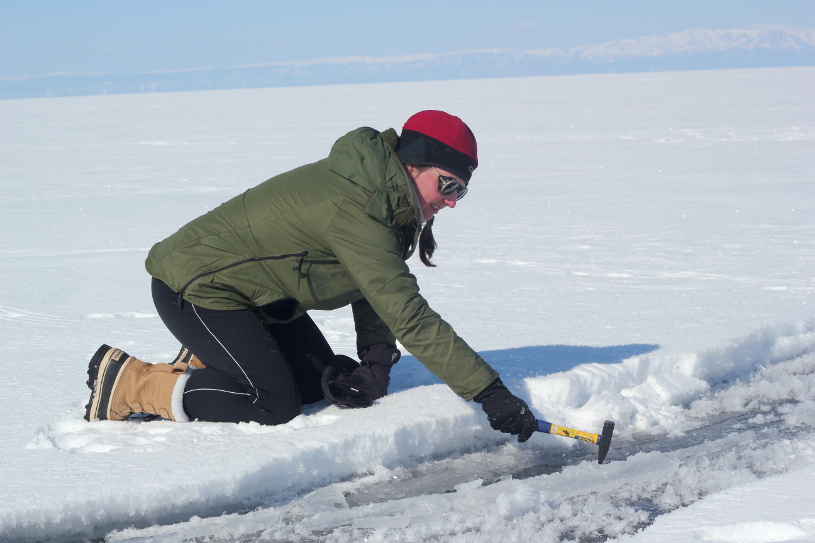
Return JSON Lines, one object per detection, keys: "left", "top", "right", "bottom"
{"left": 571, "top": 24, "right": 815, "bottom": 61}
{"left": 2, "top": 24, "right": 813, "bottom": 99}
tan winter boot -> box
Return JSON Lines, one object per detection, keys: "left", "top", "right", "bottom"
{"left": 84, "top": 345, "right": 190, "bottom": 422}
{"left": 170, "top": 346, "right": 206, "bottom": 370}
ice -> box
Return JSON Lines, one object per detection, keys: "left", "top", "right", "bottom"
{"left": 105, "top": 427, "right": 815, "bottom": 542}
{"left": 1, "top": 66, "right": 813, "bottom": 541}
{"left": 298, "top": 485, "right": 349, "bottom": 514}
{"left": 453, "top": 479, "right": 483, "bottom": 493}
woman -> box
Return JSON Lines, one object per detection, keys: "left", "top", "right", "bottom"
{"left": 84, "top": 110, "right": 536, "bottom": 442}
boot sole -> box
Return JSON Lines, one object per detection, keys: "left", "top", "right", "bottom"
{"left": 84, "top": 344, "right": 129, "bottom": 421}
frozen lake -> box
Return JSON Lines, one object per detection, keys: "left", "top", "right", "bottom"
{"left": 1, "top": 66, "right": 813, "bottom": 542}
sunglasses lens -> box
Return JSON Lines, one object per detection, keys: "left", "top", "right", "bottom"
{"left": 441, "top": 179, "right": 466, "bottom": 199}
{"left": 434, "top": 168, "right": 468, "bottom": 200}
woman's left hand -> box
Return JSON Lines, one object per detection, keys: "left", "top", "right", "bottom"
{"left": 322, "top": 345, "right": 400, "bottom": 408}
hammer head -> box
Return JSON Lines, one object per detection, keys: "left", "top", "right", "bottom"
{"left": 597, "top": 421, "right": 615, "bottom": 464}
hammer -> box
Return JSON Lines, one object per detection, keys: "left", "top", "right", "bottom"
{"left": 536, "top": 419, "right": 615, "bottom": 464}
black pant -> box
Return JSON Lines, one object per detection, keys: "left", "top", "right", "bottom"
{"left": 152, "top": 278, "right": 347, "bottom": 425}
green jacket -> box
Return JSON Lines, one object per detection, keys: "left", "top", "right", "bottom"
{"left": 145, "top": 127, "right": 498, "bottom": 400}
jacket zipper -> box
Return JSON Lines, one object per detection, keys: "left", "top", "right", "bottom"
{"left": 176, "top": 250, "right": 309, "bottom": 310}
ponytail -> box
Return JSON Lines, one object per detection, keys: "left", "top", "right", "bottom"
{"left": 419, "top": 218, "right": 437, "bottom": 267}
{"left": 404, "top": 164, "right": 438, "bottom": 267}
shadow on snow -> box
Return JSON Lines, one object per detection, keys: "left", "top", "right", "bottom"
{"left": 392, "top": 343, "right": 660, "bottom": 392}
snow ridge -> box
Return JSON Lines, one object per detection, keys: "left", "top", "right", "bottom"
{"left": 106, "top": 323, "right": 815, "bottom": 542}
{"left": 4, "top": 321, "right": 814, "bottom": 542}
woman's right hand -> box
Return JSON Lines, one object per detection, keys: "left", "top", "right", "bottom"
{"left": 473, "top": 379, "right": 537, "bottom": 442}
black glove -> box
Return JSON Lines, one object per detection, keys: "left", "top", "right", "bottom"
{"left": 322, "top": 345, "right": 401, "bottom": 408}
{"left": 473, "top": 378, "right": 536, "bottom": 442}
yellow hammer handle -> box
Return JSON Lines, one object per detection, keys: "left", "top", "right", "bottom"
{"left": 549, "top": 424, "right": 601, "bottom": 444}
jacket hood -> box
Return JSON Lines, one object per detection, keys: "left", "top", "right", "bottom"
{"left": 327, "top": 127, "right": 404, "bottom": 191}
{"left": 327, "top": 127, "right": 421, "bottom": 230}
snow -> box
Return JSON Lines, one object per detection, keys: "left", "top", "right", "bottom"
{"left": 615, "top": 467, "right": 815, "bottom": 542}
{"left": 1, "top": 66, "right": 813, "bottom": 542}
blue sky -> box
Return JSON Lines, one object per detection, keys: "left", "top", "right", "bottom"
{"left": 2, "top": 0, "right": 813, "bottom": 78}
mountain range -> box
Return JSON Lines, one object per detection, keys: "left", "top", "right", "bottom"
{"left": 3, "top": 24, "right": 813, "bottom": 99}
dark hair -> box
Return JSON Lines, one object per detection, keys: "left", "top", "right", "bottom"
{"left": 405, "top": 164, "right": 438, "bottom": 267}
{"left": 419, "top": 220, "right": 437, "bottom": 267}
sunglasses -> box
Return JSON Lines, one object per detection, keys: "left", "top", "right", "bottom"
{"left": 432, "top": 167, "right": 468, "bottom": 201}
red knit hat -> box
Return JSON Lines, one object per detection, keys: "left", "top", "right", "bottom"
{"left": 396, "top": 110, "right": 478, "bottom": 182}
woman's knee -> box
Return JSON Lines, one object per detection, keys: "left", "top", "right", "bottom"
{"left": 253, "top": 386, "right": 302, "bottom": 425}
{"left": 183, "top": 367, "right": 302, "bottom": 425}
